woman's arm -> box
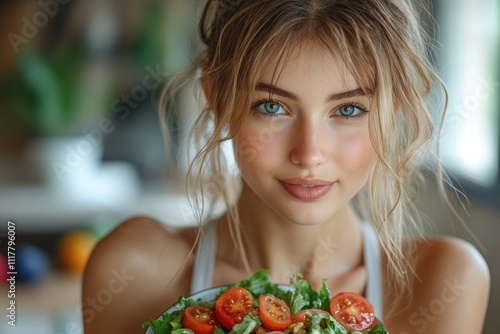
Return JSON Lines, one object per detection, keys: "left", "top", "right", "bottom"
{"left": 82, "top": 216, "right": 195, "bottom": 334}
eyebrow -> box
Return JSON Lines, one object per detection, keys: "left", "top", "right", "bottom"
{"left": 255, "top": 82, "right": 370, "bottom": 102}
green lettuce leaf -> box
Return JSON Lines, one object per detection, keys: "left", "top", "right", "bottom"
{"left": 214, "top": 328, "right": 225, "bottom": 334}
{"left": 231, "top": 268, "right": 289, "bottom": 301}
{"left": 308, "top": 311, "right": 347, "bottom": 334}
{"left": 229, "top": 313, "right": 261, "bottom": 334}
{"left": 171, "top": 330, "right": 194, "bottom": 334}
{"left": 289, "top": 273, "right": 331, "bottom": 314}
{"left": 318, "top": 279, "right": 331, "bottom": 311}
{"left": 142, "top": 296, "right": 195, "bottom": 334}
{"left": 366, "top": 323, "right": 387, "bottom": 334}
{"left": 142, "top": 315, "right": 171, "bottom": 334}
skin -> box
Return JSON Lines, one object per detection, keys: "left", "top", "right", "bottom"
{"left": 82, "top": 44, "right": 490, "bottom": 334}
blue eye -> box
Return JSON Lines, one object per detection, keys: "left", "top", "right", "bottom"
{"left": 335, "top": 105, "right": 365, "bottom": 117}
{"left": 255, "top": 101, "right": 285, "bottom": 115}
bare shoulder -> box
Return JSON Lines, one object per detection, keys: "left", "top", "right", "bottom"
{"left": 414, "top": 236, "right": 489, "bottom": 278}
{"left": 387, "top": 236, "right": 490, "bottom": 334}
{"left": 82, "top": 216, "right": 198, "bottom": 334}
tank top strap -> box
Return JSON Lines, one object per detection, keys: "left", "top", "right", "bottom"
{"left": 360, "top": 221, "right": 384, "bottom": 320}
{"left": 190, "top": 220, "right": 218, "bottom": 294}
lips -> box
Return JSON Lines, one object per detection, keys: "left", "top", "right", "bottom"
{"left": 279, "top": 178, "right": 334, "bottom": 201}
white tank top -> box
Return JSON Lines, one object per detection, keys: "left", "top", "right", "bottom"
{"left": 190, "top": 220, "right": 383, "bottom": 320}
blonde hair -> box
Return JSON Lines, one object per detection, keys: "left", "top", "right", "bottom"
{"left": 160, "top": 0, "right": 448, "bottom": 318}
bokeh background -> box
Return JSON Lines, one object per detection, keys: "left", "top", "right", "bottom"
{"left": 0, "top": 0, "right": 498, "bottom": 333}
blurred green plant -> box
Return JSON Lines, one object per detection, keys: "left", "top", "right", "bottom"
{"left": 130, "top": 0, "right": 170, "bottom": 71}
{"left": 0, "top": 44, "right": 111, "bottom": 136}
{"left": 1, "top": 0, "right": 179, "bottom": 138}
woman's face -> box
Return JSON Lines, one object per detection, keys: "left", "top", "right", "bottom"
{"left": 232, "top": 43, "right": 376, "bottom": 226}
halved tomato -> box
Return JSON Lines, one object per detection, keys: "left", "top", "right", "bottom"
{"left": 183, "top": 306, "right": 220, "bottom": 334}
{"left": 215, "top": 287, "right": 256, "bottom": 329}
{"left": 329, "top": 292, "right": 375, "bottom": 331}
{"left": 291, "top": 308, "right": 329, "bottom": 323}
{"left": 258, "top": 295, "right": 292, "bottom": 331}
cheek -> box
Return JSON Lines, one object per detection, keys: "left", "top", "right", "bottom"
{"left": 336, "top": 132, "right": 375, "bottom": 173}
{"left": 232, "top": 121, "right": 287, "bottom": 169}
{"left": 233, "top": 128, "right": 274, "bottom": 170}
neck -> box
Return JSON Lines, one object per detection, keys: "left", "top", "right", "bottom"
{"left": 218, "top": 185, "right": 364, "bottom": 288}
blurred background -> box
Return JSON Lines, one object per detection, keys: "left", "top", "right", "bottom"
{"left": 0, "top": 0, "right": 498, "bottom": 333}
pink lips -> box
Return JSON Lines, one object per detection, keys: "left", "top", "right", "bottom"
{"left": 279, "top": 178, "right": 334, "bottom": 201}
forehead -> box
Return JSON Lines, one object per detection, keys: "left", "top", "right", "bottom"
{"left": 257, "top": 41, "right": 362, "bottom": 94}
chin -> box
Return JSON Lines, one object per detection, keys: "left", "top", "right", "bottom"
{"left": 279, "top": 211, "right": 334, "bottom": 227}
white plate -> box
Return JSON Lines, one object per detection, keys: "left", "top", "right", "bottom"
{"left": 144, "top": 285, "right": 294, "bottom": 333}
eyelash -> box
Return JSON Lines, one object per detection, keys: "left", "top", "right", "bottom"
{"left": 251, "top": 99, "right": 369, "bottom": 120}
{"left": 335, "top": 102, "right": 369, "bottom": 121}
{"left": 251, "top": 99, "right": 286, "bottom": 118}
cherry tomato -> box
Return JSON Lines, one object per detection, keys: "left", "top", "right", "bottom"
{"left": 215, "top": 287, "right": 256, "bottom": 329}
{"left": 329, "top": 292, "right": 375, "bottom": 331}
{"left": 291, "top": 308, "right": 329, "bottom": 323}
{"left": 258, "top": 294, "right": 292, "bottom": 331}
{"left": 183, "top": 306, "right": 220, "bottom": 334}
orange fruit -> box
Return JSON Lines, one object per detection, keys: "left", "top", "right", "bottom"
{"left": 58, "top": 231, "right": 97, "bottom": 274}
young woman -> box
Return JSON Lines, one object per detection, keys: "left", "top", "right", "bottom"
{"left": 82, "top": 0, "right": 490, "bottom": 333}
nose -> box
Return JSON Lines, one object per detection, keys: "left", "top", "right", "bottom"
{"left": 289, "top": 120, "right": 326, "bottom": 168}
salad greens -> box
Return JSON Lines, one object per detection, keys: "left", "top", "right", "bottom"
{"left": 288, "top": 274, "right": 331, "bottom": 314}
{"left": 143, "top": 269, "right": 387, "bottom": 334}
{"left": 229, "top": 313, "right": 261, "bottom": 334}
{"left": 144, "top": 296, "right": 196, "bottom": 334}
{"left": 228, "top": 268, "right": 290, "bottom": 300}
{"left": 308, "top": 311, "right": 348, "bottom": 334}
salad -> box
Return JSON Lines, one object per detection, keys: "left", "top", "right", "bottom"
{"left": 143, "top": 269, "right": 387, "bottom": 334}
